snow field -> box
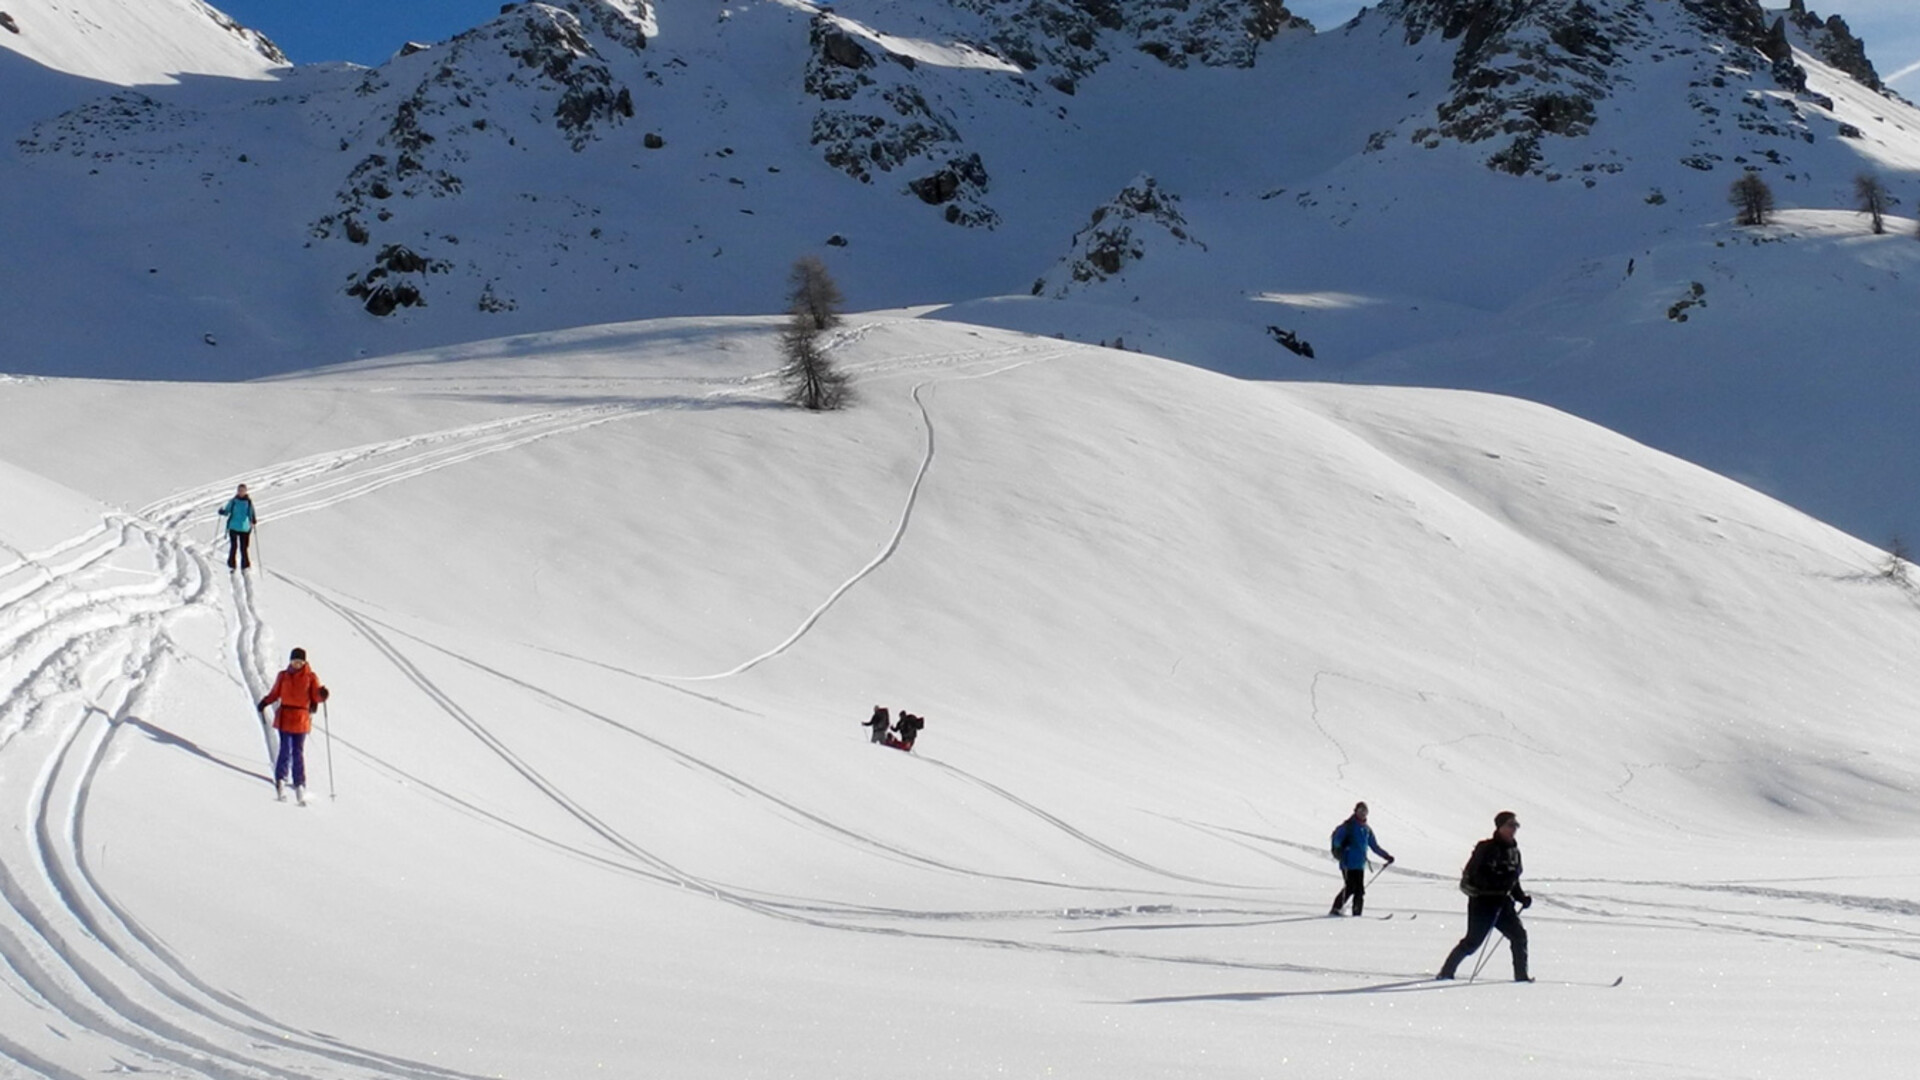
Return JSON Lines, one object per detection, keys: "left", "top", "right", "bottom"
{"left": 0, "top": 314, "right": 1916, "bottom": 1077}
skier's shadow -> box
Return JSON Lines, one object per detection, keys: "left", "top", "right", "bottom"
{"left": 121, "top": 715, "right": 271, "bottom": 783}
{"left": 1125, "top": 978, "right": 1469, "bottom": 1004}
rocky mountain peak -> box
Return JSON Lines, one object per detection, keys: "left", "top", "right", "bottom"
{"left": 1784, "top": 1, "right": 1885, "bottom": 94}
{"left": 1376, "top": 0, "right": 1652, "bottom": 171}
{"left": 191, "top": 0, "right": 289, "bottom": 66}
{"left": 310, "top": 1, "right": 650, "bottom": 314}
{"left": 1367, "top": 0, "right": 1897, "bottom": 175}
{"left": 949, "top": 0, "right": 1309, "bottom": 85}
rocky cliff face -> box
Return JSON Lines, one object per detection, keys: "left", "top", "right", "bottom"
{"left": 1379, "top": 0, "right": 1648, "bottom": 173}
{"left": 190, "top": 0, "right": 289, "bottom": 65}
{"left": 1032, "top": 173, "right": 1202, "bottom": 296}
{"left": 305, "top": 1, "right": 650, "bottom": 313}
{"left": 1784, "top": 1, "right": 1884, "bottom": 93}
{"left": 803, "top": 14, "right": 1001, "bottom": 227}
{"left": 1364, "top": 0, "right": 1888, "bottom": 177}
{"left": 948, "top": 0, "right": 1307, "bottom": 86}
{"left": 799, "top": 2, "right": 1310, "bottom": 228}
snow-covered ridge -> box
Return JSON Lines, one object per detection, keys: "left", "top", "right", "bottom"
{"left": 0, "top": 0, "right": 284, "bottom": 85}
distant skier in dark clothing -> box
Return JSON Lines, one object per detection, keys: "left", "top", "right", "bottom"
{"left": 1437, "top": 810, "right": 1532, "bottom": 982}
{"left": 1329, "top": 801, "right": 1393, "bottom": 916}
{"left": 217, "top": 483, "right": 256, "bottom": 570}
{"left": 864, "top": 705, "right": 892, "bottom": 744}
{"left": 259, "top": 647, "right": 328, "bottom": 804}
{"left": 893, "top": 712, "right": 925, "bottom": 750}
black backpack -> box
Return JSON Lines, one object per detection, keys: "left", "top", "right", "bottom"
{"left": 1459, "top": 840, "right": 1488, "bottom": 895}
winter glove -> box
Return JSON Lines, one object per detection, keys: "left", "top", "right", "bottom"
{"left": 256, "top": 699, "right": 268, "bottom": 712}
{"left": 1385, "top": 856, "right": 1395, "bottom": 866}
{"left": 1519, "top": 894, "right": 1533, "bottom": 910}
{"left": 315, "top": 686, "right": 330, "bottom": 703}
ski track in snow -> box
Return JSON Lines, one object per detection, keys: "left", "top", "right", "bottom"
{"left": 295, "top": 584, "right": 1245, "bottom": 906}
{"left": 657, "top": 343, "right": 1072, "bottom": 681}
{"left": 5, "top": 339, "right": 1917, "bottom": 1075}
{"left": 0, "top": 339, "right": 1235, "bottom": 1077}
{"left": 0, "top": 353, "right": 890, "bottom": 1074}
{"left": 0, "top": 503, "right": 496, "bottom": 1076}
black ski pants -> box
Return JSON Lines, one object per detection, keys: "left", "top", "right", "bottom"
{"left": 227, "top": 530, "right": 252, "bottom": 569}
{"left": 1331, "top": 868, "right": 1368, "bottom": 915}
{"left": 1439, "top": 896, "right": 1528, "bottom": 980}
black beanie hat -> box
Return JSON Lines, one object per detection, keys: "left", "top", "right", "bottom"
{"left": 290, "top": 647, "right": 307, "bottom": 661}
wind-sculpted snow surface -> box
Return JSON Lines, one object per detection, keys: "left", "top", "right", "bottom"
{"left": 1, "top": 314, "right": 1917, "bottom": 1076}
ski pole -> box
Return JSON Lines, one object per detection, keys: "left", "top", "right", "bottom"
{"left": 1468, "top": 918, "right": 1507, "bottom": 983}
{"left": 322, "top": 701, "right": 336, "bottom": 800}
{"left": 252, "top": 523, "right": 262, "bottom": 573}
{"left": 1366, "top": 862, "right": 1391, "bottom": 889}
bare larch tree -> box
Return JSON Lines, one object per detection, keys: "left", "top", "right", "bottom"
{"left": 779, "top": 256, "right": 851, "bottom": 410}
{"left": 1729, "top": 173, "right": 1775, "bottom": 227}
{"left": 1854, "top": 173, "right": 1889, "bottom": 235}
{"left": 788, "top": 255, "right": 844, "bottom": 332}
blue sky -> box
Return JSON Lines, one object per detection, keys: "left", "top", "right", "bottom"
{"left": 217, "top": 0, "right": 503, "bottom": 66}
{"left": 217, "top": 1, "right": 1916, "bottom": 94}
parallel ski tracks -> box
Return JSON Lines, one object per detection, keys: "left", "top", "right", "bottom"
{"left": 0, "top": 338, "right": 1078, "bottom": 1076}
{"left": 0, "top": 493, "right": 495, "bottom": 1077}
{"left": 6, "top": 334, "right": 1916, "bottom": 1074}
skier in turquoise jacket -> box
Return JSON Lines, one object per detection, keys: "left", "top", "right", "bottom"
{"left": 217, "top": 483, "right": 256, "bottom": 570}
{"left": 1329, "top": 801, "right": 1393, "bottom": 916}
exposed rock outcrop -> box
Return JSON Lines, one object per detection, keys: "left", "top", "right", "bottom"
{"left": 309, "top": 2, "right": 652, "bottom": 308}
{"left": 804, "top": 14, "right": 1000, "bottom": 227}
{"left": 197, "top": 2, "right": 290, "bottom": 65}
{"left": 345, "top": 244, "right": 451, "bottom": 316}
{"left": 949, "top": 0, "right": 1309, "bottom": 78}
{"left": 1786, "top": 2, "right": 1885, "bottom": 94}
{"left": 1385, "top": 0, "right": 1647, "bottom": 173}
{"left": 1033, "top": 174, "right": 1203, "bottom": 296}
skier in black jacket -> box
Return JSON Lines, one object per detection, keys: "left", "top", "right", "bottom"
{"left": 864, "top": 706, "right": 892, "bottom": 744}
{"left": 1437, "top": 810, "right": 1532, "bottom": 982}
{"left": 894, "top": 712, "right": 925, "bottom": 750}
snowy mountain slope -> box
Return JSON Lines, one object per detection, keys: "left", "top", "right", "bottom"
{"left": 0, "top": 0, "right": 282, "bottom": 134}
{"left": 0, "top": 0, "right": 282, "bottom": 87}
{"left": 0, "top": 0, "right": 1916, "bottom": 545}
{"left": 1, "top": 314, "right": 1916, "bottom": 1078}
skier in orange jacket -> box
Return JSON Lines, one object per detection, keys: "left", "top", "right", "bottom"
{"left": 258, "top": 647, "right": 328, "bottom": 803}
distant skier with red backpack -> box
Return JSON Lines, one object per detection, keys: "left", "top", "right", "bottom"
{"left": 892, "top": 712, "right": 925, "bottom": 750}
{"left": 258, "top": 647, "right": 329, "bottom": 804}
{"left": 1329, "top": 801, "right": 1393, "bottom": 916}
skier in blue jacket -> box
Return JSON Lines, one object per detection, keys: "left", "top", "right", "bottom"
{"left": 1329, "top": 801, "right": 1393, "bottom": 916}
{"left": 217, "top": 483, "right": 256, "bottom": 570}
